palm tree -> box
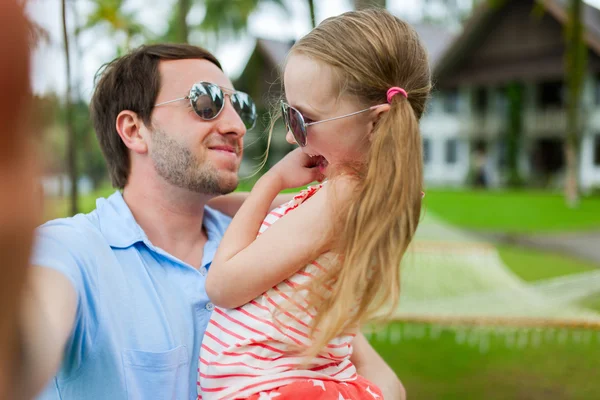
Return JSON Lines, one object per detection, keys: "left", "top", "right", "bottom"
{"left": 62, "top": 0, "right": 77, "bottom": 214}
{"left": 165, "top": 0, "right": 287, "bottom": 44}
{"left": 79, "top": 0, "right": 147, "bottom": 52}
{"left": 307, "top": 0, "right": 316, "bottom": 28}
{"left": 564, "top": 0, "right": 587, "bottom": 207}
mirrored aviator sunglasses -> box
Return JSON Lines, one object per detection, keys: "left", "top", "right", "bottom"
{"left": 280, "top": 101, "right": 307, "bottom": 147}
{"left": 156, "top": 81, "right": 258, "bottom": 130}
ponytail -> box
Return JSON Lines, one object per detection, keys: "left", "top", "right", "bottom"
{"left": 304, "top": 94, "right": 423, "bottom": 357}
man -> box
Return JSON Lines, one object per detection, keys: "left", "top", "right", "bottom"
{"left": 24, "top": 44, "right": 405, "bottom": 399}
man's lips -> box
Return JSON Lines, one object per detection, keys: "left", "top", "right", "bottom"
{"left": 208, "top": 145, "right": 239, "bottom": 155}
{"left": 209, "top": 145, "right": 235, "bottom": 152}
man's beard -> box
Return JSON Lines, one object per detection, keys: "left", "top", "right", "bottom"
{"left": 150, "top": 128, "right": 238, "bottom": 195}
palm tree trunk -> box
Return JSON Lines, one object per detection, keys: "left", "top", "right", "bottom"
{"left": 354, "top": 0, "right": 386, "bottom": 10}
{"left": 62, "top": 0, "right": 78, "bottom": 215}
{"left": 178, "top": 0, "right": 191, "bottom": 43}
{"left": 307, "top": 0, "right": 316, "bottom": 28}
{"left": 564, "top": 0, "right": 587, "bottom": 207}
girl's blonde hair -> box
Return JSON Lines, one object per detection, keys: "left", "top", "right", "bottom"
{"left": 285, "top": 8, "right": 431, "bottom": 357}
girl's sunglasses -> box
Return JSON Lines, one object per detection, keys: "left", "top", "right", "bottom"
{"left": 155, "top": 81, "right": 257, "bottom": 130}
{"left": 280, "top": 101, "right": 385, "bottom": 147}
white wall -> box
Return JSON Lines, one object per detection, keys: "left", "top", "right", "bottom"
{"left": 580, "top": 130, "right": 600, "bottom": 191}
{"left": 421, "top": 110, "right": 471, "bottom": 186}
{"left": 578, "top": 74, "right": 600, "bottom": 191}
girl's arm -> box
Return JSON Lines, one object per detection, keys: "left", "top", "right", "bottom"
{"left": 205, "top": 149, "right": 335, "bottom": 309}
{"left": 207, "top": 192, "right": 297, "bottom": 217}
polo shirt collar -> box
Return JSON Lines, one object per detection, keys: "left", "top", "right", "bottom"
{"left": 96, "top": 191, "right": 226, "bottom": 254}
{"left": 96, "top": 191, "right": 147, "bottom": 248}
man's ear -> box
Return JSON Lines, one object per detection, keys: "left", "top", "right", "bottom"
{"left": 367, "top": 104, "right": 391, "bottom": 141}
{"left": 116, "top": 110, "right": 149, "bottom": 155}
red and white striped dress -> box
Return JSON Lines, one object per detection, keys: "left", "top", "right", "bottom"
{"left": 198, "top": 184, "right": 360, "bottom": 399}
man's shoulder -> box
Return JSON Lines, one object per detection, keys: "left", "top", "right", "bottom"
{"left": 37, "top": 210, "right": 102, "bottom": 242}
{"left": 32, "top": 210, "right": 107, "bottom": 288}
{"left": 204, "top": 205, "right": 232, "bottom": 233}
{"left": 34, "top": 209, "right": 111, "bottom": 268}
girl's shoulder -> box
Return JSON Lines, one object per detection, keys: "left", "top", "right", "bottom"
{"left": 270, "top": 177, "right": 359, "bottom": 221}
{"left": 276, "top": 183, "right": 325, "bottom": 216}
{"left": 296, "top": 177, "right": 358, "bottom": 206}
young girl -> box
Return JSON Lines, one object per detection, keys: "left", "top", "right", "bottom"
{"left": 199, "top": 8, "right": 431, "bottom": 400}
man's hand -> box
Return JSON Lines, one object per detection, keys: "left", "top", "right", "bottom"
{"left": 351, "top": 333, "right": 406, "bottom": 400}
{"left": 0, "top": 1, "right": 39, "bottom": 398}
{"left": 19, "top": 267, "right": 78, "bottom": 399}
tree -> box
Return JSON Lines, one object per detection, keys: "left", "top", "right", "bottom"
{"left": 177, "top": 0, "right": 192, "bottom": 43}
{"left": 73, "top": 101, "right": 107, "bottom": 189}
{"left": 164, "top": 0, "right": 287, "bottom": 44}
{"left": 307, "top": 0, "right": 316, "bottom": 28}
{"left": 62, "top": 0, "right": 78, "bottom": 215}
{"left": 79, "top": 0, "right": 147, "bottom": 53}
{"left": 564, "top": 0, "right": 587, "bottom": 207}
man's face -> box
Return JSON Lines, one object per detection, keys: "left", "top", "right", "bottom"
{"left": 148, "top": 59, "right": 246, "bottom": 195}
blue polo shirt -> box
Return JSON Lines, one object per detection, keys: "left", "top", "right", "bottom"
{"left": 33, "top": 191, "right": 232, "bottom": 400}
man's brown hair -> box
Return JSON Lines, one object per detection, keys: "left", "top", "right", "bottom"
{"left": 90, "top": 44, "right": 222, "bottom": 189}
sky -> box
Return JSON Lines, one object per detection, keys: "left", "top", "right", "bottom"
{"left": 26, "top": 0, "right": 600, "bottom": 99}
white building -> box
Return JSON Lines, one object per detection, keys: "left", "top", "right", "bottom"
{"left": 422, "top": 0, "right": 600, "bottom": 190}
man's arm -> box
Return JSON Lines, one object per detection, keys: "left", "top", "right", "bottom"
{"left": 351, "top": 333, "right": 406, "bottom": 400}
{"left": 208, "top": 192, "right": 297, "bottom": 218}
{"left": 19, "top": 267, "right": 77, "bottom": 398}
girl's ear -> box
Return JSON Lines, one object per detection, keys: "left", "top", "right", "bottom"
{"left": 367, "top": 104, "right": 391, "bottom": 140}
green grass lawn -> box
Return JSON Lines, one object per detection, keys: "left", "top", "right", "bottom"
{"left": 371, "top": 322, "right": 600, "bottom": 400}
{"left": 497, "top": 245, "right": 598, "bottom": 282}
{"left": 424, "top": 189, "right": 600, "bottom": 233}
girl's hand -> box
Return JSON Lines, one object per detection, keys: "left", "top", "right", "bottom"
{"left": 264, "top": 148, "right": 324, "bottom": 190}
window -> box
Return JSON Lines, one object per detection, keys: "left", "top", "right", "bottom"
{"left": 495, "top": 86, "right": 508, "bottom": 114}
{"left": 445, "top": 139, "right": 458, "bottom": 165}
{"left": 423, "top": 138, "right": 431, "bottom": 164}
{"left": 538, "top": 81, "right": 564, "bottom": 109}
{"left": 595, "top": 135, "right": 600, "bottom": 166}
{"left": 473, "top": 87, "right": 488, "bottom": 114}
{"left": 443, "top": 89, "right": 459, "bottom": 113}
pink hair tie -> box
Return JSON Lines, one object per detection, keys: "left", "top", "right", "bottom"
{"left": 387, "top": 87, "right": 408, "bottom": 103}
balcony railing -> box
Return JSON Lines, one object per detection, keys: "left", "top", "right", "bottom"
{"left": 467, "top": 108, "right": 567, "bottom": 137}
